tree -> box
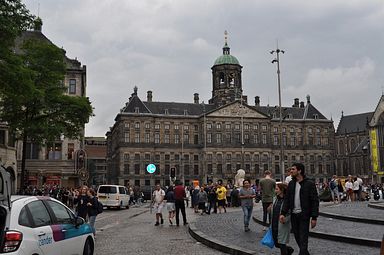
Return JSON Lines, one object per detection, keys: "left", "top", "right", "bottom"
{"left": 0, "top": 34, "right": 93, "bottom": 192}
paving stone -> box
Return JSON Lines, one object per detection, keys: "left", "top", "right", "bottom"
{"left": 320, "top": 201, "right": 384, "bottom": 221}
{"left": 194, "top": 206, "right": 380, "bottom": 255}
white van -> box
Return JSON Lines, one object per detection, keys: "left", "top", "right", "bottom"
{"left": 97, "top": 185, "right": 130, "bottom": 209}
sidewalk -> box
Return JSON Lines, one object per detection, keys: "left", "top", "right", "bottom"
{"left": 189, "top": 204, "right": 381, "bottom": 255}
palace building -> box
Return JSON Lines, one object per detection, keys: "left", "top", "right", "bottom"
{"left": 106, "top": 38, "right": 335, "bottom": 187}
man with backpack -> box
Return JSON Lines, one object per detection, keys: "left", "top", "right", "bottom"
{"left": 329, "top": 175, "right": 340, "bottom": 204}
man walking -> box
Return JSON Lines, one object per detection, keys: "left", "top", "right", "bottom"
{"left": 239, "top": 179, "right": 256, "bottom": 232}
{"left": 259, "top": 170, "right": 276, "bottom": 230}
{"left": 329, "top": 175, "right": 340, "bottom": 203}
{"left": 280, "top": 163, "right": 319, "bottom": 255}
{"left": 152, "top": 184, "right": 165, "bottom": 226}
{"left": 174, "top": 180, "right": 188, "bottom": 226}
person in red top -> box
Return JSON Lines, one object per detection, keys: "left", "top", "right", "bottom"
{"left": 174, "top": 180, "right": 188, "bottom": 226}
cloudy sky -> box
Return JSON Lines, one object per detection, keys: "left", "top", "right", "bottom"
{"left": 23, "top": 0, "right": 384, "bottom": 137}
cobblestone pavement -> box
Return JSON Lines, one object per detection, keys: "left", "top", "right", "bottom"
{"left": 253, "top": 209, "right": 383, "bottom": 241}
{"left": 94, "top": 204, "right": 225, "bottom": 255}
{"left": 320, "top": 201, "right": 384, "bottom": 220}
{"left": 194, "top": 205, "right": 380, "bottom": 255}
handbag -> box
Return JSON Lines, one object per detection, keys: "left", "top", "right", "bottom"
{"left": 260, "top": 227, "right": 275, "bottom": 248}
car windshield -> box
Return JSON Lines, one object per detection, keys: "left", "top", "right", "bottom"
{"left": 98, "top": 186, "right": 117, "bottom": 194}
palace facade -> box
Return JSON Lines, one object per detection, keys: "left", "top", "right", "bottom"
{"left": 106, "top": 39, "right": 335, "bottom": 187}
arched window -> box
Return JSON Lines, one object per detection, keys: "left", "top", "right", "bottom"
{"left": 219, "top": 72, "right": 225, "bottom": 84}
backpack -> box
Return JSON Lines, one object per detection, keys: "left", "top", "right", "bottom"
{"left": 96, "top": 199, "right": 103, "bottom": 214}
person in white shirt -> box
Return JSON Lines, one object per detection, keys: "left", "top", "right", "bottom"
{"left": 153, "top": 184, "right": 165, "bottom": 226}
{"left": 352, "top": 177, "right": 360, "bottom": 202}
{"left": 344, "top": 177, "right": 353, "bottom": 202}
{"left": 356, "top": 176, "right": 363, "bottom": 201}
{"left": 284, "top": 167, "right": 293, "bottom": 184}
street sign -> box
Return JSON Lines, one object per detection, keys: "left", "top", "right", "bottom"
{"left": 146, "top": 164, "right": 156, "bottom": 174}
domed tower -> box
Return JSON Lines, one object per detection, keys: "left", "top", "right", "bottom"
{"left": 209, "top": 31, "right": 243, "bottom": 107}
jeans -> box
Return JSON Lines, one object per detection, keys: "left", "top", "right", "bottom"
{"left": 262, "top": 202, "right": 272, "bottom": 225}
{"left": 330, "top": 188, "right": 339, "bottom": 201}
{"left": 241, "top": 205, "right": 253, "bottom": 227}
{"left": 207, "top": 200, "right": 217, "bottom": 214}
{"left": 175, "top": 200, "right": 187, "bottom": 225}
{"left": 291, "top": 213, "right": 310, "bottom": 255}
{"left": 88, "top": 215, "right": 96, "bottom": 235}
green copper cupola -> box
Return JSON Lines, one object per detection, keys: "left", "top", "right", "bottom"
{"left": 210, "top": 31, "right": 243, "bottom": 107}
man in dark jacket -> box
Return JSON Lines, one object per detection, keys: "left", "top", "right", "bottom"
{"left": 280, "top": 163, "right": 319, "bottom": 255}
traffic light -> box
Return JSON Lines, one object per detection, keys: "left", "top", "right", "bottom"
{"left": 170, "top": 167, "right": 176, "bottom": 178}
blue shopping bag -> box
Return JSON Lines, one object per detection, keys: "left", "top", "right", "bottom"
{"left": 260, "top": 227, "right": 275, "bottom": 248}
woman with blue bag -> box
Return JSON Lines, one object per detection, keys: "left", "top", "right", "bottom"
{"left": 268, "top": 182, "right": 294, "bottom": 255}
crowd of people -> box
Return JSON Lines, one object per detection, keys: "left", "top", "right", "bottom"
{"left": 151, "top": 163, "right": 319, "bottom": 255}
{"left": 23, "top": 184, "right": 100, "bottom": 235}
{"left": 21, "top": 167, "right": 383, "bottom": 254}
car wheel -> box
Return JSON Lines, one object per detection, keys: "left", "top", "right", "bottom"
{"left": 83, "top": 238, "right": 93, "bottom": 255}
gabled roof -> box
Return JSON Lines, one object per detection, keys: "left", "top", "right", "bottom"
{"left": 15, "top": 30, "right": 83, "bottom": 70}
{"left": 369, "top": 95, "right": 384, "bottom": 127}
{"left": 122, "top": 94, "right": 151, "bottom": 114}
{"left": 336, "top": 112, "right": 373, "bottom": 134}
{"left": 254, "top": 104, "right": 328, "bottom": 121}
{"left": 206, "top": 100, "right": 270, "bottom": 118}
{"left": 144, "top": 101, "right": 215, "bottom": 116}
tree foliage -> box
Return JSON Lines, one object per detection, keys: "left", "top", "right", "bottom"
{"left": 1, "top": 38, "right": 93, "bottom": 143}
{"left": 0, "top": 1, "right": 94, "bottom": 191}
{"left": 0, "top": 0, "right": 34, "bottom": 49}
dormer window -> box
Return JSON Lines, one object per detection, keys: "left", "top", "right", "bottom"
{"left": 313, "top": 114, "right": 318, "bottom": 119}
{"left": 165, "top": 109, "right": 169, "bottom": 115}
{"left": 134, "top": 107, "right": 139, "bottom": 113}
{"left": 184, "top": 110, "right": 188, "bottom": 115}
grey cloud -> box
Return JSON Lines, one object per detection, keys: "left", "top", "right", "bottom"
{"left": 23, "top": 0, "right": 384, "bottom": 136}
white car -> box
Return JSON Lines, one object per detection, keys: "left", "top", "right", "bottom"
{"left": 0, "top": 167, "right": 95, "bottom": 255}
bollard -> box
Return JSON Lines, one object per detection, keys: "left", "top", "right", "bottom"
{"left": 381, "top": 234, "right": 384, "bottom": 255}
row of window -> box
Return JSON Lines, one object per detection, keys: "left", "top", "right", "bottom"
{"left": 122, "top": 163, "right": 331, "bottom": 176}
{"left": 123, "top": 153, "right": 332, "bottom": 162}
{"left": 123, "top": 122, "right": 329, "bottom": 134}
{"left": 123, "top": 131, "right": 330, "bottom": 146}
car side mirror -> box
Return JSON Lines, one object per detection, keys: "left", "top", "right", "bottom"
{"left": 75, "top": 217, "right": 85, "bottom": 228}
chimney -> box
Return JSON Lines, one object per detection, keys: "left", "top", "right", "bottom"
{"left": 255, "top": 96, "right": 260, "bottom": 106}
{"left": 194, "top": 93, "right": 199, "bottom": 104}
{"left": 300, "top": 101, "right": 305, "bottom": 108}
{"left": 147, "top": 91, "right": 152, "bottom": 102}
{"left": 306, "top": 94, "right": 311, "bottom": 104}
{"left": 293, "top": 98, "right": 299, "bottom": 107}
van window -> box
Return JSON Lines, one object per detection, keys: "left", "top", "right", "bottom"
{"left": 119, "top": 187, "right": 125, "bottom": 194}
{"left": 99, "top": 186, "right": 117, "bottom": 194}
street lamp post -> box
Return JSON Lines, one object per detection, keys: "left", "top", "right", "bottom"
{"left": 271, "top": 46, "right": 285, "bottom": 181}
